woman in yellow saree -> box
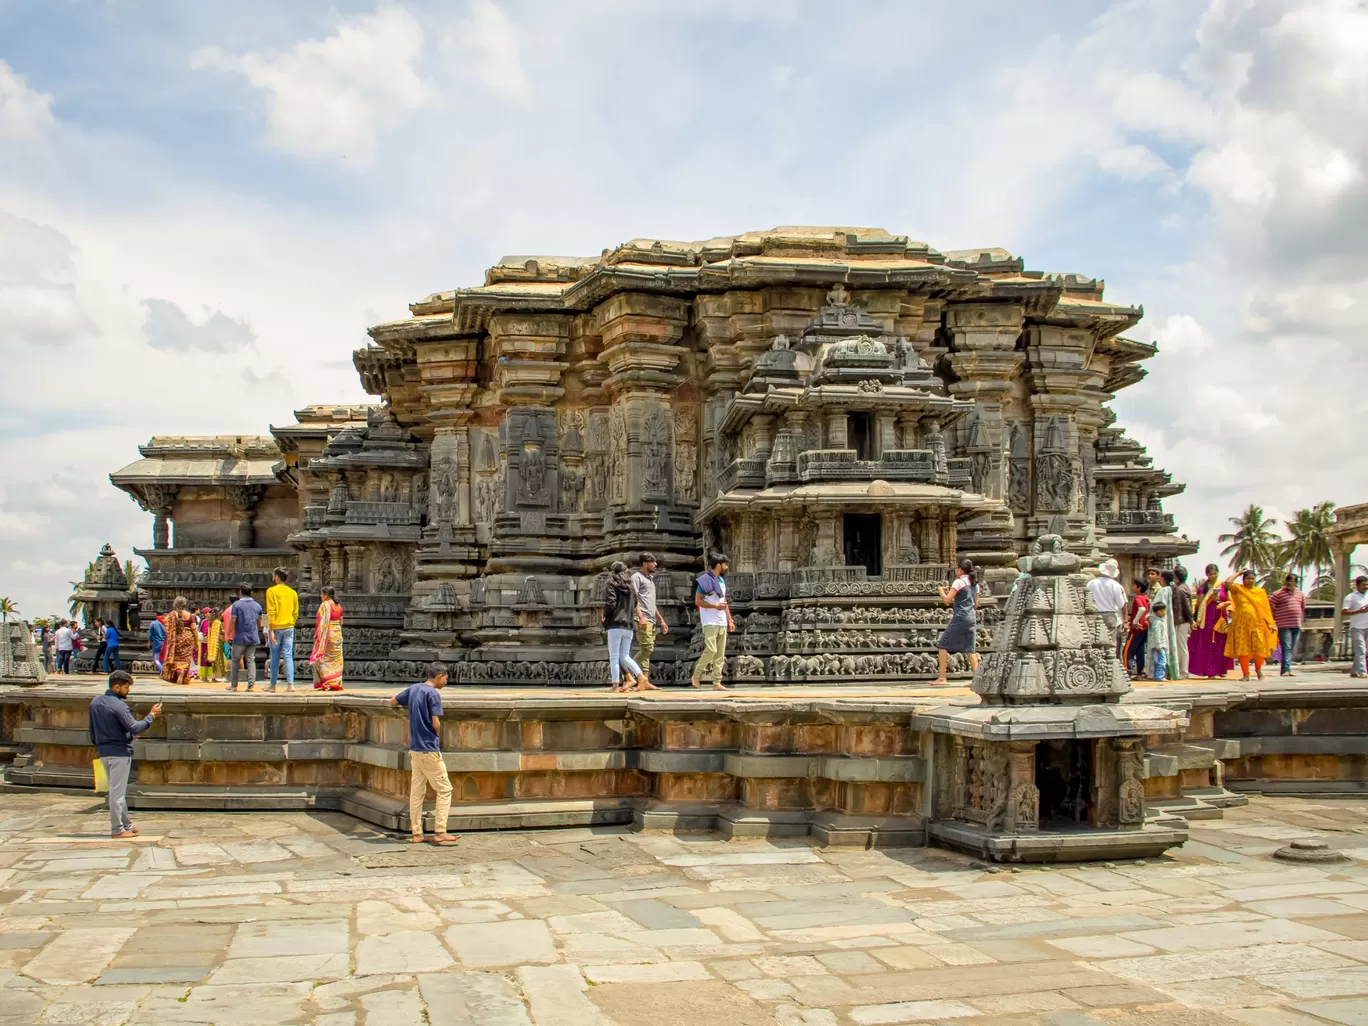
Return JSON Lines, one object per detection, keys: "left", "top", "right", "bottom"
{"left": 202, "top": 611, "right": 228, "bottom": 682}
{"left": 1223, "top": 569, "right": 1278, "bottom": 681}
{"left": 309, "top": 586, "right": 345, "bottom": 691}
{"left": 160, "top": 597, "right": 200, "bottom": 686}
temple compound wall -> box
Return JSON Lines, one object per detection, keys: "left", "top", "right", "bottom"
{"left": 110, "top": 227, "right": 1195, "bottom": 685}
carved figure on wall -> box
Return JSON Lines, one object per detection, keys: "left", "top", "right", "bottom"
{"left": 480, "top": 435, "right": 498, "bottom": 472}
{"left": 375, "top": 558, "right": 401, "bottom": 594}
{"left": 519, "top": 434, "right": 549, "bottom": 507}
{"left": 1035, "top": 453, "right": 1075, "bottom": 512}
{"left": 380, "top": 473, "right": 399, "bottom": 503}
{"left": 675, "top": 441, "right": 697, "bottom": 503}
{"left": 643, "top": 406, "right": 670, "bottom": 500}
{"left": 476, "top": 474, "right": 499, "bottom": 525}
{"left": 609, "top": 406, "right": 627, "bottom": 505}
{"left": 559, "top": 461, "right": 584, "bottom": 513}
{"left": 413, "top": 473, "right": 428, "bottom": 516}
{"left": 1007, "top": 423, "right": 1030, "bottom": 510}
{"left": 432, "top": 457, "right": 457, "bottom": 526}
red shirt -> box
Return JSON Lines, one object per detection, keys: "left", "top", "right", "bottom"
{"left": 1269, "top": 587, "right": 1305, "bottom": 629}
{"left": 1128, "top": 595, "right": 1150, "bottom": 632}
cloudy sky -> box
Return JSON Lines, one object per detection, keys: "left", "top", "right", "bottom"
{"left": 1, "top": 0, "right": 1364, "bottom": 618}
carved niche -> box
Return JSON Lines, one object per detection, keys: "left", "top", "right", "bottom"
{"left": 1007, "top": 423, "right": 1030, "bottom": 511}
{"left": 558, "top": 409, "right": 586, "bottom": 514}
{"left": 642, "top": 405, "right": 671, "bottom": 502}
{"left": 609, "top": 405, "right": 627, "bottom": 505}
{"left": 1034, "top": 416, "right": 1075, "bottom": 513}
{"left": 674, "top": 405, "right": 698, "bottom": 503}
{"left": 584, "top": 409, "right": 609, "bottom": 509}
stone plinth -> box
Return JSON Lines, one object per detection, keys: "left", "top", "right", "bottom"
{"left": 921, "top": 534, "right": 1189, "bottom": 862}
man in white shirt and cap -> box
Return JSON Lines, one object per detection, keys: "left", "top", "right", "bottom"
{"left": 1088, "top": 559, "right": 1128, "bottom": 656}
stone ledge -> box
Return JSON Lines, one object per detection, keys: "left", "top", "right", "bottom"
{"left": 927, "top": 819, "right": 1190, "bottom": 863}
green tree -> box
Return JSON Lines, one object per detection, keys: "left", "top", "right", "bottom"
{"left": 1218, "top": 504, "right": 1282, "bottom": 573}
{"left": 0, "top": 597, "right": 16, "bottom": 623}
{"left": 1280, "top": 502, "right": 1336, "bottom": 583}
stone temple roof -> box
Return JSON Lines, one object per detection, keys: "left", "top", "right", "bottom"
{"left": 110, "top": 435, "right": 282, "bottom": 488}
{"left": 369, "top": 226, "right": 1142, "bottom": 340}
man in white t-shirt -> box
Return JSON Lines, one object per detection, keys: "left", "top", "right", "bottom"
{"left": 1088, "top": 559, "right": 1128, "bottom": 654}
{"left": 1343, "top": 576, "right": 1368, "bottom": 678}
{"left": 54, "top": 621, "right": 75, "bottom": 674}
{"left": 691, "top": 553, "right": 734, "bottom": 691}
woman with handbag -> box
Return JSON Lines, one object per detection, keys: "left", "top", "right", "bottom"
{"left": 1189, "top": 563, "right": 1234, "bottom": 679}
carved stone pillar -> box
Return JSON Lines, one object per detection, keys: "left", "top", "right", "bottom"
{"left": 875, "top": 410, "right": 897, "bottom": 458}
{"left": 227, "top": 486, "right": 262, "bottom": 550}
{"left": 923, "top": 418, "right": 947, "bottom": 479}
{"left": 136, "top": 484, "right": 178, "bottom": 550}
{"left": 345, "top": 545, "right": 366, "bottom": 593}
{"left": 776, "top": 513, "right": 799, "bottom": 571}
{"left": 946, "top": 303, "right": 1025, "bottom": 504}
{"left": 826, "top": 410, "right": 848, "bottom": 450}
{"left": 596, "top": 293, "right": 687, "bottom": 510}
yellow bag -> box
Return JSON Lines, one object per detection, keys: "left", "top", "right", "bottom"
{"left": 92, "top": 758, "right": 108, "bottom": 795}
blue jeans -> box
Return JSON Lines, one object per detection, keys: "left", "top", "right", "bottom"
{"left": 268, "top": 628, "right": 295, "bottom": 686}
{"left": 1278, "top": 627, "right": 1300, "bottom": 674}
{"left": 56, "top": 650, "right": 72, "bottom": 673}
{"left": 104, "top": 648, "right": 122, "bottom": 672}
{"left": 1149, "top": 649, "right": 1167, "bottom": 681}
{"left": 607, "top": 628, "right": 642, "bottom": 684}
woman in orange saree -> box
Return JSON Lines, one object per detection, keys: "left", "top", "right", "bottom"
{"left": 1223, "top": 569, "right": 1278, "bottom": 681}
{"left": 160, "top": 597, "right": 200, "bottom": 686}
{"left": 308, "top": 586, "right": 344, "bottom": 691}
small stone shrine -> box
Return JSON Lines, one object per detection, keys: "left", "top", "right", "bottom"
{"left": 919, "top": 535, "right": 1190, "bottom": 862}
{"left": 0, "top": 620, "right": 45, "bottom": 685}
{"left": 69, "top": 543, "right": 150, "bottom": 672}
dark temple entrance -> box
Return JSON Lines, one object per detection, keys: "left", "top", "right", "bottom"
{"left": 1035, "top": 738, "right": 1094, "bottom": 826}
{"left": 843, "top": 513, "right": 882, "bottom": 577}
{"left": 848, "top": 411, "right": 874, "bottom": 460}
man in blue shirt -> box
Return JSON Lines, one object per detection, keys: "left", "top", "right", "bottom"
{"left": 228, "top": 584, "right": 264, "bottom": 692}
{"left": 103, "top": 621, "right": 122, "bottom": 672}
{"left": 147, "top": 616, "right": 166, "bottom": 673}
{"left": 389, "top": 663, "right": 457, "bottom": 845}
{"left": 88, "top": 670, "right": 161, "bottom": 838}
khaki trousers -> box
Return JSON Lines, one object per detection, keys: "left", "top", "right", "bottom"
{"left": 409, "top": 751, "right": 452, "bottom": 836}
{"left": 634, "top": 620, "right": 657, "bottom": 676}
{"left": 692, "top": 624, "right": 728, "bottom": 683}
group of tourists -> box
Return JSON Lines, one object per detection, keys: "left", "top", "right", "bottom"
{"left": 147, "top": 568, "right": 345, "bottom": 691}
{"left": 1093, "top": 561, "right": 1309, "bottom": 683}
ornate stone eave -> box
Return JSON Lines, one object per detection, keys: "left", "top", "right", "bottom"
{"left": 703, "top": 480, "right": 996, "bottom": 515}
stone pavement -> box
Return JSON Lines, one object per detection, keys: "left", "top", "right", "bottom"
{"left": 7, "top": 797, "right": 1368, "bottom": 1024}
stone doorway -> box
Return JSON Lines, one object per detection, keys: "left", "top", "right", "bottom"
{"left": 1035, "top": 738, "right": 1093, "bottom": 827}
{"left": 843, "top": 513, "right": 882, "bottom": 577}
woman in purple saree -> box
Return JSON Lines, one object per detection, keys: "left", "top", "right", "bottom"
{"left": 1189, "top": 563, "right": 1234, "bottom": 679}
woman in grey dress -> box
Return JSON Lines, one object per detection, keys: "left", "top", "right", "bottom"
{"left": 932, "top": 558, "right": 979, "bottom": 685}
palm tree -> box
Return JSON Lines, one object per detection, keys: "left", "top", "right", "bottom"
{"left": 0, "top": 597, "right": 16, "bottom": 623}
{"left": 1218, "top": 504, "right": 1282, "bottom": 573}
{"left": 1281, "top": 502, "right": 1336, "bottom": 582}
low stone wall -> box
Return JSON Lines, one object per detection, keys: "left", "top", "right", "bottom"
{"left": 0, "top": 691, "right": 928, "bottom": 845}
{"left": 10, "top": 680, "right": 1368, "bottom": 842}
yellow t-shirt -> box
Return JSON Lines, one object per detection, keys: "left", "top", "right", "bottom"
{"left": 266, "top": 584, "right": 299, "bottom": 630}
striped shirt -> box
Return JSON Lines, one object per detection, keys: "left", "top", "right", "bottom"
{"left": 1268, "top": 587, "right": 1305, "bottom": 629}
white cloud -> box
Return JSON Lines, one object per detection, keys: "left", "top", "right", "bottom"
{"left": 0, "top": 208, "right": 97, "bottom": 347}
{"left": 141, "top": 297, "right": 255, "bottom": 352}
{"left": 1153, "top": 313, "right": 1210, "bottom": 355}
{"left": 443, "top": 0, "right": 530, "bottom": 103}
{"left": 191, "top": 7, "right": 429, "bottom": 160}
{"left": 0, "top": 59, "right": 54, "bottom": 139}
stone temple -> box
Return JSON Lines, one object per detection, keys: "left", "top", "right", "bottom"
{"left": 109, "top": 227, "right": 1195, "bottom": 685}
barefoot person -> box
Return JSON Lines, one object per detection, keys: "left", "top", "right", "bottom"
{"left": 691, "top": 553, "right": 734, "bottom": 691}
{"left": 1224, "top": 569, "right": 1278, "bottom": 681}
{"left": 602, "top": 561, "right": 651, "bottom": 692}
{"left": 88, "top": 670, "right": 161, "bottom": 839}
{"left": 390, "top": 663, "right": 457, "bottom": 845}
{"left": 932, "top": 558, "right": 980, "bottom": 685}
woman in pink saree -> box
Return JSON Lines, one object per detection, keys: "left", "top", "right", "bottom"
{"left": 308, "top": 586, "right": 344, "bottom": 691}
{"left": 1188, "top": 563, "right": 1234, "bottom": 679}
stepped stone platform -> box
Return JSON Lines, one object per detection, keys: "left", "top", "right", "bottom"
{"left": 8, "top": 673, "right": 1368, "bottom": 850}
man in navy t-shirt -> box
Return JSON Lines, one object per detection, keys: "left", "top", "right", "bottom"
{"left": 389, "top": 662, "right": 457, "bottom": 845}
